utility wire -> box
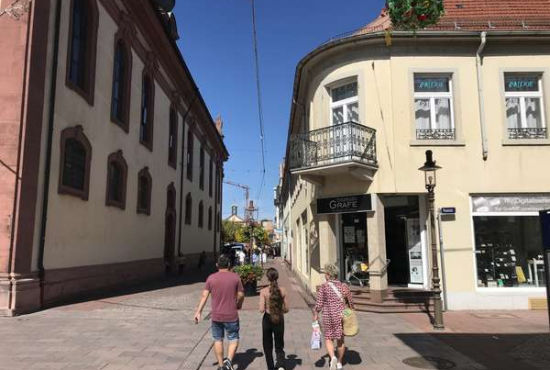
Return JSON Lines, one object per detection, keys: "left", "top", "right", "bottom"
{"left": 249, "top": 0, "right": 267, "bottom": 202}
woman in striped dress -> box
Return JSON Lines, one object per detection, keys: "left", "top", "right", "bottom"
{"left": 313, "top": 263, "right": 355, "bottom": 370}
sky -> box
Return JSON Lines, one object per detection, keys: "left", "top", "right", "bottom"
{"left": 174, "top": 0, "right": 385, "bottom": 220}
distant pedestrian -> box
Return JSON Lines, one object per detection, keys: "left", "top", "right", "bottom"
{"left": 252, "top": 251, "right": 259, "bottom": 266}
{"left": 194, "top": 255, "right": 245, "bottom": 370}
{"left": 313, "top": 264, "right": 355, "bottom": 370}
{"left": 262, "top": 251, "right": 267, "bottom": 265}
{"left": 259, "top": 268, "right": 289, "bottom": 370}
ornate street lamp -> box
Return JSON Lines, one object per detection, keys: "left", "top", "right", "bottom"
{"left": 419, "top": 150, "right": 445, "bottom": 330}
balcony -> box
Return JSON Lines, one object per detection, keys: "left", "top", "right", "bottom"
{"left": 508, "top": 127, "right": 548, "bottom": 140}
{"left": 416, "top": 128, "right": 456, "bottom": 141}
{"left": 289, "top": 122, "right": 377, "bottom": 183}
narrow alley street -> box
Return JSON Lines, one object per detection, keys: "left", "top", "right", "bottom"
{"left": 0, "top": 259, "right": 548, "bottom": 370}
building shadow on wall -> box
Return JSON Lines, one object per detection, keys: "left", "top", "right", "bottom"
{"left": 42, "top": 263, "right": 217, "bottom": 311}
{"left": 394, "top": 332, "right": 549, "bottom": 370}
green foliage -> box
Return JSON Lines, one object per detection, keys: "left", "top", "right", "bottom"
{"left": 223, "top": 221, "right": 270, "bottom": 245}
{"left": 234, "top": 264, "right": 264, "bottom": 285}
{"left": 386, "top": 0, "right": 445, "bottom": 30}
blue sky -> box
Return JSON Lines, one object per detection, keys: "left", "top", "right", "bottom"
{"left": 174, "top": 0, "right": 385, "bottom": 219}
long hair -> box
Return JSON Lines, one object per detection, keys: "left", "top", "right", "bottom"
{"left": 266, "top": 268, "right": 284, "bottom": 324}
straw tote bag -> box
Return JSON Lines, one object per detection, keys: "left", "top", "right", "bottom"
{"left": 328, "top": 282, "right": 359, "bottom": 337}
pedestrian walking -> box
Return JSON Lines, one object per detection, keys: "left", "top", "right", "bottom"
{"left": 259, "top": 268, "right": 289, "bottom": 370}
{"left": 194, "top": 255, "right": 245, "bottom": 370}
{"left": 313, "top": 263, "right": 355, "bottom": 370}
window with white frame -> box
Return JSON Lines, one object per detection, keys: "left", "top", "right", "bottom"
{"left": 330, "top": 81, "right": 359, "bottom": 125}
{"left": 414, "top": 75, "right": 455, "bottom": 140}
{"left": 504, "top": 73, "right": 547, "bottom": 140}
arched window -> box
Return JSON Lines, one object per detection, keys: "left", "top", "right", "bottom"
{"left": 198, "top": 201, "right": 204, "bottom": 228}
{"left": 137, "top": 168, "right": 152, "bottom": 215}
{"left": 168, "top": 107, "right": 178, "bottom": 168}
{"left": 199, "top": 145, "right": 205, "bottom": 190}
{"left": 58, "top": 126, "right": 92, "bottom": 200}
{"left": 167, "top": 183, "right": 176, "bottom": 210}
{"left": 66, "top": 0, "right": 98, "bottom": 104}
{"left": 106, "top": 151, "right": 128, "bottom": 209}
{"left": 208, "top": 206, "right": 213, "bottom": 231}
{"left": 111, "top": 39, "right": 132, "bottom": 131}
{"left": 140, "top": 73, "right": 155, "bottom": 150}
{"left": 185, "top": 193, "right": 192, "bottom": 225}
{"left": 208, "top": 158, "right": 213, "bottom": 198}
{"left": 186, "top": 129, "right": 193, "bottom": 181}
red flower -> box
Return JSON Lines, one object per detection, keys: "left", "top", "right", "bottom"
{"left": 418, "top": 14, "right": 427, "bottom": 21}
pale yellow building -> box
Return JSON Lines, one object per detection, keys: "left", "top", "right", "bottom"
{"left": 279, "top": 0, "right": 550, "bottom": 311}
{"left": 0, "top": 0, "right": 228, "bottom": 315}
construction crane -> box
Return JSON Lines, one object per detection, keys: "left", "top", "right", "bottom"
{"left": 224, "top": 180, "right": 255, "bottom": 222}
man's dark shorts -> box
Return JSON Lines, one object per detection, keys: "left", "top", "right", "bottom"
{"left": 211, "top": 321, "right": 240, "bottom": 342}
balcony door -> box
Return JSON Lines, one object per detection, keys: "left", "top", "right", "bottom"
{"left": 329, "top": 81, "right": 359, "bottom": 161}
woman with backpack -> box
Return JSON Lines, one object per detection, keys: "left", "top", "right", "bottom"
{"left": 313, "top": 263, "right": 355, "bottom": 370}
{"left": 259, "top": 268, "right": 289, "bottom": 370}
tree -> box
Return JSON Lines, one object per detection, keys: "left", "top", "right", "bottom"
{"left": 222, "top": 220, "right": 245, "bottom": 244}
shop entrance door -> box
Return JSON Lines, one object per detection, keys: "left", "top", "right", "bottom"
{"left": 340, "top": 213, "right": 368, "bottom": 284}
{"left": 384, "top": 196, "right": 420, "bottom": 286}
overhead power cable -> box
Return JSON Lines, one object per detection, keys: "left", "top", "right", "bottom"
{"left": 249, "top": 0, "right": 267, "bottom": 202}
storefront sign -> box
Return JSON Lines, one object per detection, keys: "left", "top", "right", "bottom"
{"left": 472, "top": 195, "right": 550, "bottom": 213}
{"left": 317, "top": 195, "right": 372, "bottom": 214}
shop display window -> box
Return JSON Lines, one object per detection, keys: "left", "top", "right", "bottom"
{"left": 474, "top": 216, "right": 545, "bottom": 288}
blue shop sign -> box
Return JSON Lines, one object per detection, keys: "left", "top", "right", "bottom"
{"left": 414, "top": 77, "right": 449, "bottom": 93}
{"left": 505, "top": 75, "right": 539, "bottom": 92}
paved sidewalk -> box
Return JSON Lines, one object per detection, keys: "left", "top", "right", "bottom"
{"left": 0, "top": 259, "right": 548, "bottom": 370}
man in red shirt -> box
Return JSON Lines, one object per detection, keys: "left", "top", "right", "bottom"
{"left": 195, "top": 255, "right": 245, "bottom": 370}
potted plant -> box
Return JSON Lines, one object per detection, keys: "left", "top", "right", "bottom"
{"left": 234, "top": 264, "right": 264, "bottom": 296}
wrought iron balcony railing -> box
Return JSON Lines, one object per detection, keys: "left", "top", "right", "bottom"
{"left": 508, "top": 127, "right": 548, "bottom": 140}
{"left": 289, "top": 121, "right": 377, "bottom": 171}
{"left": 416, "top": 128, "right": 456, "bottom": 141}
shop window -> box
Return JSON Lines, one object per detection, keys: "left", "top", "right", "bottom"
{"left": 209, "top": 158, "right": 213, "bottom": 198}
{"left": 414, "top": 74, "right": 455, "bottom": 140}
{"left": 474, "top": 216, "right": 545, "bottom": 288}
{"left": 137, "top": 168, "right": 152, "bottom": 215}
{"left": 58, "top": 126, "right": 92, "bottom": 200}
{"left": 330, "top": 80, "right": 358, "bottom": 125}
{"left": 198, "top": 201, "right": 204, "bottom": 228}
{"left": 66, "top": 0, "right": 98, "bottom": 105}
{"left": 504, "top": 73, "right": 547, "bottom": 140}
{"left": 111, "top": 39, "right": 132, "bottom": 132}
{"left": 199, "top": 146, "right": 205, "bottom": 190}
{"left": 185, "top": 193, "right": 192, "bottom": 225}
{"left": 140, "top": 74, "right": 155, "bottom": 150}
{"left": 106, "top": 151, "right": 128, "bottom": 209}
{"left": 168, "top": 107, "right": 178, "bottom": 168}
{"left": 208, "top": 206, "right": 213, "bottom": 230}
{"left": 186, "top": 130, "right": 194, "bottom": 181}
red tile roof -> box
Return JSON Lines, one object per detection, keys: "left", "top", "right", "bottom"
{"left": 355, "top": 0, "right": 550, "bottom": 36}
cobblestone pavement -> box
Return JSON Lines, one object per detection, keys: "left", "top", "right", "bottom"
{"left": 0, "top": 260, "right": 548, "bottom": 370}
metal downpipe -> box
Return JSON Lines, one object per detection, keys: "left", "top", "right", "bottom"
{"left": 476, "top": 32, "right": 488, "bottom": 161}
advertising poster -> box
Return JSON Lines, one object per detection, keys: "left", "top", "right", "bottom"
{"left": 407, "top": 218, "right": 423, "bottom": 284}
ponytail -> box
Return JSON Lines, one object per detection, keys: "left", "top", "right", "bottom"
{"left": 266, "top": 268, "right": 284, "bottom": 324}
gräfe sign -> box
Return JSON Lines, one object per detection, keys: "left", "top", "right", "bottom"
{"left": 317, "top": 195, "right": 372, "bottom": 215}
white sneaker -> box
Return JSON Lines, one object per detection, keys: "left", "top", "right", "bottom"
{"left": 336, "top": 362, "right": 343, "bottom": 370}
{"left": 329, "top": 356, "right": 338, "bottom": 370}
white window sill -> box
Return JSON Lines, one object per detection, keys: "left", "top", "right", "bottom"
{"left": 502, "top": 139, "right": 550, "bottom": 146}
{"left": 410, "top": 139, "right": 466, "bottom": 147}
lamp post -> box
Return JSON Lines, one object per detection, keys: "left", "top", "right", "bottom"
{"left": 419, "top": 150, "right": 445, "bottom": 330}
